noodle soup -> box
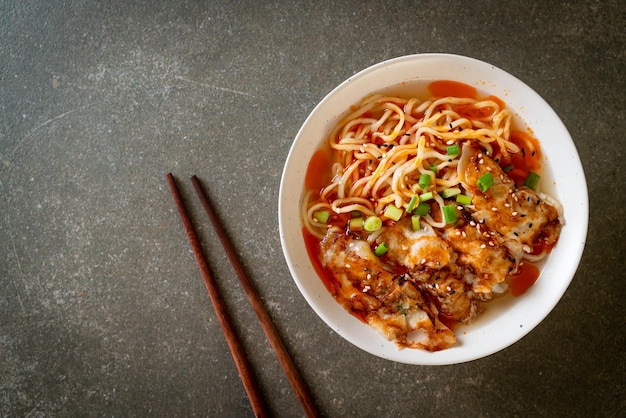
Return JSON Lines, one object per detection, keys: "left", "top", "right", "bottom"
{"left": 300, "top": 80, "right": 563, "bottom": 351}
{"left": 280, "top": 54, "right": 587, "bottom": 364}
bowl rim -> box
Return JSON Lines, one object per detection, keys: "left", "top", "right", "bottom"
{"left": 278, "top": 53, "right": 588, "bottom": 365}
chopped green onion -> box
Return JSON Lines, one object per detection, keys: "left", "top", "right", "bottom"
{"left": 503, "top": 164, "right": 514, "bottom": 172}
{"left": 414, "top": 202, "right": 430, "bottom": 216}
{"left": 441, "top": 187, "right": 461, "bottom": 199}
{"left": 447, "top": 144, "right": 460, "bottom": 156}
{"left": 419, "top": 192, "right": 434, "bottom": 202}
{"left": 406, "top": 195, "right": 418, "bottom": 213}
{"left": 456, "top": 194, "right": 472, "bottom": 206}
{"left": 383, "top": 204, "right": 403, "bottom": 221}
{"left": 442, "top": 204, "right": 457, "bottom": 224}
{"left": 429, "top": 164, "right": 438, "bottom": 176}
{"left": 363, "top": 216, "right": 383, "bottom": 232}
{"left": 411, "top": 215, "right": 421, "bottom": 231}
{"left": 349, "top": 217, "right": 364, "bottom": 231}
{"left": 351, "top": 210, "right": 362, "bottom": 218}
{"left": 477, "top": 172, "right": 494, "bottom": 193}
{"left": 374, "top": 242, "right": 389, "bottom": 257}
{"left": 418, "top": 173, "right": 431, "bottom": 190}
{"left": 314, "top": 210, "right": 331, "bottom": 223}
{"left": 524, "top": 172, "right": 540, "bottom": 190}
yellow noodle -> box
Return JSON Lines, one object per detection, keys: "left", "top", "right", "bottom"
{"left": 304, "top": 93, "right": 517, "bottom": 237}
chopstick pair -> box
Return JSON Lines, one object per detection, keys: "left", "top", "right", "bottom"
{"left": 166, "top": 173, "right": 318, "bottom": 418}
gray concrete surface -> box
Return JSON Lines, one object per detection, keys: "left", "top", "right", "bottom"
{"left": 1, "top": 1, "right": 624, "bottom": 416}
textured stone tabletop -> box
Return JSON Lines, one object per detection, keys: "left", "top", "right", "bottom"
{"left": 1, "top": 1, "right": 624, "bottom": 416}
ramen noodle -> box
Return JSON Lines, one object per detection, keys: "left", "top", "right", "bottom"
{"left": 302, "top": 80, "right": 563, "bottom": 351}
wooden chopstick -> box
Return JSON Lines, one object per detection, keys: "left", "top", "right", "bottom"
{"left": 166, "top": 173, "right": 269, "bottom": 418}
{"left": 190, "top": 175, "right": 319, "bottom": 418}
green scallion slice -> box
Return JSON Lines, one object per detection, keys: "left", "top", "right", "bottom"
{"left": 442, "top": 204, "right": 457, "bottom": 224}
{"left": 524, "top": 172, "right": 540, "bottom": 190}
{"left": 374, "top": 242, "right": 389, "bottom": 257}
{"left": 406, "top": 195, "right": 418, "bottom": 213}
{"left": 441, "top": 187, "right": 461, "bottom": 199}
{"left": 383, "top": 204, "right": 403, "bottom": 221}
{"left": 429, "top": 164, "right": 438, "bottom": 177}
{"left": 456, "top": 194, "right": 472, "bottom": 206}
{"left": 418, "top": 173, "right": 431, "bottom": 190}
{"left": 447, "top": 144, "right": 460, "bottom": 156}
{"left": 314, "top": 210, "right": 331, "bottom": 223}
{"left": 363, "top": 216, "right": 383, "bottom": 232}
{"left": 414, "top": 202, "right": 430, "bottom": 216}
{"left": 419, "top": 191, "right": 434, "bottom": 202}
{"left": 349, "top": 217, "right": 364, "bottom": 231}
{"left": 477, "top": 172, "right": 494, "bottom": 192}
{"left": 411, "top": 215, "right": 421, "bottom": 231}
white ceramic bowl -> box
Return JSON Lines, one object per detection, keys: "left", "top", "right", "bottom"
{"left": 278, "top": 54, "right": 588, "bottom": 365}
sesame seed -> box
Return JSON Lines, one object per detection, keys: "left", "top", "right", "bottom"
{"left": 455, "top": 231, "right": 461, "bottom": 236}
{"left": 446, "top": 139, "right": 454, "bottom": 145}
{"left": 366, "top": 274, "right": 372, "bottom": 279}
{"left": 504, "top": 203, "right": 510, "bottom": 208}
{"left": 492, "top": 207, "right": 498, "bottom": 211}
{"left": 461, "top": 231, "right": 466, "bottom": 237}
{"left": 478, "top": 153, "right": 483, "bottom": 158}
{"left": 479, "top": 159, "right": 484, "bottom": 164}
{"left": 421, "top": 258, "right": 427, "bottom": 264}
{"left": 480, "top": 244, "right": 486, "bottom": 249}
{"left": 457, "top": 206, "right": 463, "bottom": 210}
{"left": 345, "top": 264, "right": 351, "bottom": 268}
{"left": 446, "top": 286, "right": 452, "bottom": 292}
{"left": 486, "top": 167, "right": 492, "bottom": 171}
{"left": 470, "top": 221, "right": 476, "bottom": 226}
{"left": 512, "top": 211, "right": 518, "bottom": 216}
{"left": 489, "top": 241, "right": 495, "bottom": 246}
